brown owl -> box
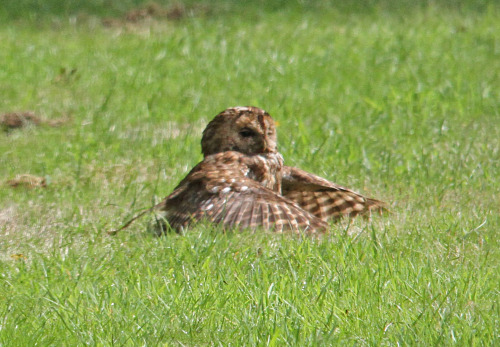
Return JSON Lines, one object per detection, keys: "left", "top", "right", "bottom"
{"left": 111, "top": 106, "right": 386, "bottom": 235}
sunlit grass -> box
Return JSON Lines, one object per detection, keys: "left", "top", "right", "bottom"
{"left": 0, "top": 0, "right": 498, "bottom": 345}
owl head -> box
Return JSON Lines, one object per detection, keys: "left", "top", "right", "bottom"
{"left": 201, "top": 106, "right": 278, "bottom": 156}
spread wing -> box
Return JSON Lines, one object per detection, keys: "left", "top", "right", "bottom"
{"left": 282, "top": 166, "right": 387, "bottom": 222}
{"left": 156, "top": 158, "right": 328, "bottom": 233}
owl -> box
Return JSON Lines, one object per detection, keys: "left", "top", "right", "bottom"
{"left": 111, "top": 106, "right": 386, "bottom": 235}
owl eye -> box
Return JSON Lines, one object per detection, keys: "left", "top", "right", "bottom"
{"left": 239, "top": 128, "right": 256, "bottom": 138}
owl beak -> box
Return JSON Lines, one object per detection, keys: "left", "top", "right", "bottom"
{"left": 261, "top": 141, "right": 273, "bottom": 153}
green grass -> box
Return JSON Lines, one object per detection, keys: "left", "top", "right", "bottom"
{"left": 1, "top": 0, "right": 499, "bottom": 345}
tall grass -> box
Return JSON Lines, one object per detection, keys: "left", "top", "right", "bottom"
{"left": 0, "top": 0, "right": 498, "bottom": 345}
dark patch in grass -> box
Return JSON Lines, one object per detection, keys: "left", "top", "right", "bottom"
{"left": 1, "top": 111, "right": 71, "bottom": 132}
{"left": 6, "top": 174, "right": 47, "bottom": 189}
{"left": 53, "top": 67, "right": 79, "bottom": 83}
{"left": 1, "top": 112, "right": 41, "bottom": 130}
{"left": 0, "top": 0, "right": 493, "bottom": 24}
{"left": 102, "top": 2, "right": 211, "bottom": 27}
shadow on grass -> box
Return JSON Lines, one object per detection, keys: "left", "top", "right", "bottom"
{"left": 0, "top": 0, "right": 493, "bottom": 22}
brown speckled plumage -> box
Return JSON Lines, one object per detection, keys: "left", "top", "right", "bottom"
{"left": 111, "top": 106, "right": 386, "bottom": 235}
{"left": 152, "top": 106, "right": 386, "bottom": 234}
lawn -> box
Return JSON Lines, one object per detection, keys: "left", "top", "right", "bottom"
{"left": 0, "top": 0, "right": 498, "bottom": 345}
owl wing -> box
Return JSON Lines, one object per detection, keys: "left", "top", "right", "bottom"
{"left": 281, "top": 166, "right": 387, "bottom": 222}
{"left": 156, "top": 160, "right": 328, "bottom": 233}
